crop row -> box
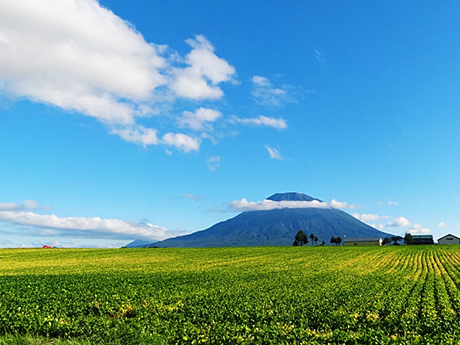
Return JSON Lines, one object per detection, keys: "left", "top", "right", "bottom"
{"left": 1, "top": 246, "right": 460, "bottom": 344}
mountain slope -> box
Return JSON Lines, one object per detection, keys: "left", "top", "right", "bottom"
{"left": 131, "top": 193, "right": 394, "bottom": 248}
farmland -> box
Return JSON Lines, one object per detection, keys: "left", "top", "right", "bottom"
{"left": 1, "top": 246, "right": 460, "bottom": 344}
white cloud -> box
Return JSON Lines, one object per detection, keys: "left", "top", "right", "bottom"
{"left": 353, "top": 213, "right": 389, "bottom": 222}
{"left": 408, "top": 224, "right": 431, "bottom": 235}
{"left": 386, "top": 216, "right": 410, "bottom": 227}
{"left": 370, "top": 224, "right": 385, "bottom": 230}
{"left": 0, "top": 200, "right": 39, "bottom": 211}
{"left": 206, "top": 156, "right": 221, "bottom": 171}
{"left": 0, "top": 0, "right": 166, "bottom": 125}
{"left": 388, "top": 200, "right": 399, "bottom": 206}
{"left": 330, "top": 199, "right": 358, "bottom": 209}
{"left": 178, "top": 107, "right": 222, "bottom": 131}
{"left": 170, "top": 35, "right": 236, "bottom": 100}
{"left": 231, "top": 198, "right": 329, "bottom": 212}
{"left": 110, "top": 125, "right": 158, "bottom": 147}
{"left": 0, "top": 202, "right": 26, "bottom": 211}
{"left": 251, "top": 75, "right": 295, "bottom": 107}
{"left": 231, "top": 115, "right": 287, "bottom": 129}
{"left": 438, "top": 222, "right": 447, "bottom": 227}
{"left": 230, "top": 198, "right": 357, "bottom": 212}
{"left": 0, "top": 2, "right": 238, "bottom": 153}
{"left": 266, "top": 146, "right": 283, "bottom": 160}
{"left": 0, "top": 210, "right": 172, "bottom": 241}
{"left": 161, "top": 132, "right": 201, "bottom": 152}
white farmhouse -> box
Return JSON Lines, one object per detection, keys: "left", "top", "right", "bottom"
{"left": 437, "top": 234, "right": 460, "bottom": 245}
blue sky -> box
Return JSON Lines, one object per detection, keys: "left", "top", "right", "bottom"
{"left": 0, "top": 0, "right": 459, "bottom": 247}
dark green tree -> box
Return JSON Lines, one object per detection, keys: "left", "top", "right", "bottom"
{"left": 330, "top": 236, "right": 336, "bottom": 245}
{"left": 336, "top": 237, "right": 342, "bottom": 245}
{"left": 295, "top": 230, "right": 308, "bottom": 246}
{"left": 404, "top": 233, "right": 414, "bottom": 245}
{"left": 309, "top": 233, "right": 315, "bottom": 246}
{"left": 292, "top": 240, "right": 299, "bottom": 246}
{"left": 382, "top": 237, "right": 391, "bottom": 245}
{"left": 391, "top": 236, "right": 403, "bottom": 245}
{"left": 314, "top": 236, "right": 318, "bottom": 246}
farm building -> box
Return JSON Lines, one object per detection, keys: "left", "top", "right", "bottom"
{"left": 343, "top": 238, "right": 382, "bottom": 246}
{"left": 437, "top": 234, "right": 460, "bottom": 245}
{"left": 412, "top": 235, "right": 434, "bottom": 245}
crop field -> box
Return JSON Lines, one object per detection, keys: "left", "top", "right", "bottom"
{"left": 1, "top": 246, "right": 460, "bottom": 344}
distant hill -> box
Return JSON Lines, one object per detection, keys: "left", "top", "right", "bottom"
{"left": 128, "top": 192, "right": 395, "bottom": 248}
{"left": 125, "top": 239, "right": 153, "bottom": 248}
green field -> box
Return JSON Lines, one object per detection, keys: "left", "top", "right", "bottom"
{"left": 1, "top": 246, "right": 460, "bottom": 344}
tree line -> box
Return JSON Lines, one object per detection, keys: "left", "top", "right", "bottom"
{"left": 292, "top": 230, "right": 329, "bottom": 246}
{"left": 293, "top": 232, "right": 415, "bottom": 247}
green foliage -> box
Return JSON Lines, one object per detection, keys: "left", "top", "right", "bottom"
{"left": 294, "top": 230, "right": 307, "bottom": 246}
{"left": 1, "top": 246, "right": 460, "bottom": 344}
{"left": 404, "top": 233, "right": 414, "bottom": 245}
{"left": 330, "top": 236, "right": 341, "bottom": 245}
{"left": 391, "top": 236, "right": 403, "bottom": 245}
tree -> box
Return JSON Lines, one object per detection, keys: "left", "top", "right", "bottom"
{"left": 382, "top": 237, "right": 391, "bottom": 245}
{"left": 292, "top": 240, "right": 299, "bottom": 246}
{"left": 336, "top": 237, "right": 342, "bottom": 246}
{"left": 391, "top": 236, "right": 403, "bottom": 245}
{"left": 314, "top": 236, "right": 318, "bottom": 246}
{"left": 309, "top": 233, "right": 315, "bottom": 246}
{"left": 330, "top": 236, "right": 336, "bottom": 245}
{"left": 404, "top": 233, "right": 414, "bottom": 245}
{"left": 295, "top": 230, "right": 308, "bottom": 246}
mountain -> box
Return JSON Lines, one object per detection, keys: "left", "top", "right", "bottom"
{"left": 124, "top": 239, "right": 154, "bottom": 248}
{"left": 128, "top": 192, "right": 395, "bottom": 248}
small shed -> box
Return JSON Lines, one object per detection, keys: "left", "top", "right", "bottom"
{"left": 412, "top": 235, "right": 434, "bottom": 245}
{"left": 343, "top": 238, "right": 382, "bottom": 246}
{"left": 438, "top": 234, "right": 460, "bottom": 245}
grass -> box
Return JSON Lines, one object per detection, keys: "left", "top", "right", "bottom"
{"left": 1, "top": 246, "right": 460, "bottom": 344}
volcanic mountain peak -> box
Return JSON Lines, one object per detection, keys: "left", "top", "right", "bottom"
{"left": 126, "top": 192, "right": 394, "bottom": 248}
{"left": 266, "top": 192, "right": 322, "bottom": 203}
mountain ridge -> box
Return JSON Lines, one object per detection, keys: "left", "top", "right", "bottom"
{"left": 127, "top": 192, "right": 394, "bottom": 248}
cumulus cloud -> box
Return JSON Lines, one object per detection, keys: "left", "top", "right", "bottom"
{"left": 266, "top": 146, "right": 283, "bottom": 160}
{"left": 408, "top": 224, "right": 431, "bottom": 235}
{"left": 438, "top": 222, "right": 446, "bottom": 227}
{"left": 370, "top": 224, "right": 385, "bottom": 230}
{"left": 386, "top": 216, "right": 410, "bottom": 227}
{"left": 0, "top": 210, "right": 173, "bottom": 241}
{"left": 170, "top": 35, "right": 236, "bottom": 99}
{"left": 0, "top": 1, "right": 238, "bottom": 152}
{"left": 110, "top": 125, "right": 158, "bottom": 146}
{"left": 0, "top": 0, "right": 165, "bottom": 124}
{"left": 161, "top": 132, "right": 201, "bottom": 152}
{"left": 230, "top": 115, "right": 287, "bottom": 129}
{"left": 178, "top": 107, "right": 222, "bottom": 131}
{"left": 251, "top": 76, "right": 295, "bottom": 107}
{"left": 388, "top": 200, "right": 399, "bottom": 206}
